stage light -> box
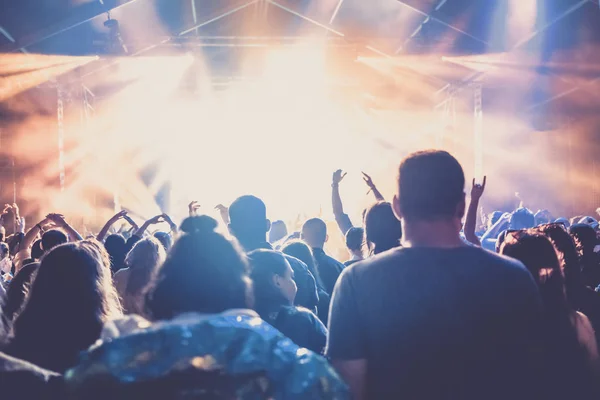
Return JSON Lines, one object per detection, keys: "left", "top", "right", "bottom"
{"left": 104, "top": 16, "right": 128, "bottom": 55}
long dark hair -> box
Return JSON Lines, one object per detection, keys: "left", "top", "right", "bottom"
{"left": 146, "top": 216, "right": 251, "bottom": 321}
{"left": 500, "top": 232, "right": 594, "bottom": 396}
{"left": 364, "top": 202, "right": 402, "bottom": 255}
{"left": 535, "top": 224, "right": 584, "bottom": 310}
{"left": 8, "top": 241, "right": 122, "bottom": 372}
{"left": 247, "top": 250, "right": 291, "bottom": 313}
{"left": 570, "top": 224, "right": 600, "bottom": 288}
{"left": 281, "top": 241, "right": 323, "bottom": 289}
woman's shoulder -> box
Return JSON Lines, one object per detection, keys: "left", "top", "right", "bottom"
{"left": 281, "top": 306, "right": 326, "bottom": 329}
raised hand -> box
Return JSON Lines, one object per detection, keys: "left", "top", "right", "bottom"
{"left": 111, "top": 210, "right": 128, "bottom": 222}
{"left": 148, "top": 215, "right": 166, "bottom": 225}
{"left": 12, "top": 203, "right": 20, "bottom": 220}
{"left": 189, "top": 201, "right": 201, "bottom": 217}
{"left": 471, "top": 176, "right": 487, "bottom": 201}
{"left": 46, "top": 213, "right": 67, "bottom": 227}
{"left": 332, "top": 169, "right": 347, "bottom": 186}
{"left": 123, "top": 215, "right": 139, "bottom": 230}
{"left": 361, "top": 172, "right": 375, "bottom": 189}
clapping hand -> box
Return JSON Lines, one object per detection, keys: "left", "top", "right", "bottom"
{"left": 471, "top": 176, "right": 487, "bottom": 201}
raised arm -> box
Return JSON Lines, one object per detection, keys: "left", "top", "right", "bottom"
{"left": 135, "top": 214, "right": 166, "bottom": 237}
{"left": 361, "top": 172, "right": 385, "bottom": 202}
{"left": 162, "top": 213, "right": 178, "bottom": 233}
{"left": 332, "top": 170, "right": 353, "bottom": 235}
{"left": 464, "top": 177, "right": 486, "bottom": 246}
{"left": 47, "top": 213, "right": 83, "bottom": 242}
{"left": 97, "top": 210, "right": 128, "bottom": 242}
{"left": 14, "top": 216, "right": 50, "bottom": 272}
{"left": 481, "top": 212, "right": 511, "bottom": 243}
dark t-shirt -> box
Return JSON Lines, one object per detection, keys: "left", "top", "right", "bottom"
{"left": 260, "top": 305, "right": 328, "bottom": 354}
{"left": 327, "top": 246, "right": 544, "bottom": 400}
{"left": 312, "top": 249, "right": 344, "bottom": 296}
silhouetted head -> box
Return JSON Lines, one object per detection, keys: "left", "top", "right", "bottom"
{"left": 569, "top": 224, "right": 598, "bottom": 255}
{"left": 301, "top": 218, "right": 328, "bottom": 249}
{"left": 578, "top": 216, "right": 599, "bottom": 230}
{"left": 147, "top": 216, "right": 251, "bottom": 321}
{"left": 364, "top": 202, "right": 402, "bottom": 255}
{"left": 345, "top": 227, "right": 365, "bottom": 254}
{"left": 554, "top": 218, "right": 570, "bottom": 229}
{"left": 281, "top": 240, "right": 322, "bottom": 289}
{"left": 104, "top": 234, "right": 127, "bottom": 273}
{"left": 394, "top": 150, "right": 465, "bottom": 223}
{"left": 510, "top": 208, "right": 535, "bottom": 230}
{"left": 535, "top": 210, "right": 552, "bottom": 226}
{"left": 31, "top": 240, "right": 43, "bottom": 260}
{"left": 153, "top": 231, "right": 173, "bottom": 251}
{"left": 268, "top": 220, "right": 288, "bottom": 244}
{"left": 41, "top": 230, "right": 68, "bottom": 253}
{"left": 228, "top": 195, "right": 270, "bottom": 250}
{"left": 248, "top": 249, "right": 297, "bottom": 312}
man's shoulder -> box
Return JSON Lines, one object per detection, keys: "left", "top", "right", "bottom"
{"left": 346, "top": 246, "right": 530, "bottom": 277}
{"left": 323, "top": 253, "right": 345, "bottom": 269}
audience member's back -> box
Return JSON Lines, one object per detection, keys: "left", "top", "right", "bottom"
{"left": 327, "top": 150, "right": 544, "bottom": 400}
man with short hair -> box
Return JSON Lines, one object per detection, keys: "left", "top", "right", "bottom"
{"left": 229, "top": 195, "right": 318, "bottom": 311}
{"left": 327, "top": 150, "right": 544, "bottom": 400}
{"left": 344, "top": 227, "right": 364, "bottom": 267}
{"left": 301, "top": 218, "right": 344, "bottom": 296}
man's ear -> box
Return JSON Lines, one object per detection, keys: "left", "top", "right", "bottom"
{"left": 325, "top": 234, "right": 329, "bottom": 243}
{"left": 392, "top": 194, "right": 403, "bottom": 221}
{"left": 265, "top": 219, "right": 271, "bottom": 234}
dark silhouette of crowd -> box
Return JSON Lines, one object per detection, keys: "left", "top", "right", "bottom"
{"left": 0, "top": 150, "right": 599, "bottom": 399}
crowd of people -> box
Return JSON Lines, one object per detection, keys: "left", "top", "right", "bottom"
{"left": 0, "top": 149, "right": 599, "bottom": 399}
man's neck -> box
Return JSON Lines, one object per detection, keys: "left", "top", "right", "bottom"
{"left": 237, "top": 236, "right": 270, "bottom": 252}
{"left": 401, "top": 219, "right": 465, "bottom": 249}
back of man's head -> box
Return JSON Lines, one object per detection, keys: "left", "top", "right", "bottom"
{"left": 41, "top": 230, "right": 68, "bottom": 253}
{"left": 510, "top": 208, "right": 535, "bottom": 230}
{"left": 301, "top": 218, "right": 327, "bottom": 249}
{"left": 268, "top": 220, "right": 288, "bottom": 244}
{"left": 229, "top": 195, "right": 269, "bottom": 245}
{"left": 345, "top": 227, "right": 364, "bottom": 252}
{"left": 396, "top": 150, "right": 465, "bottom": 221}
